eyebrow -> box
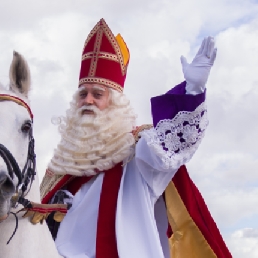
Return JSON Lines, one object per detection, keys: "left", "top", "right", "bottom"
{"left": 92, "top": 85, "right": 106, "bottom": 92}
{"left": 78, "top": 85, "right": 106, "bottom": 94}
{"left": 78, "top": 87, "right": 86, "bottom": 93}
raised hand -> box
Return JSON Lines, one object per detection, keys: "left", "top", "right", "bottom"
{"left": 180, "top": 36, "right": 217, "bottom": 95}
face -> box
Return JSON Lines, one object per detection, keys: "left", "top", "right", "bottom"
{"left": 78, "top": 84, "right": 110, "bottom": 114}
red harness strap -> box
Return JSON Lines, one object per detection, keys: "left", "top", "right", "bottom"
{"left": 0, "top": 94, "right": 33, "bottom": 119}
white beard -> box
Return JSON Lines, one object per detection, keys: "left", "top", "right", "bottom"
{"left": 48, "top": 96, "right": 136, "bottom": 176}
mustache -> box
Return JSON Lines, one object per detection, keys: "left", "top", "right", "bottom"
{"left": 78, "top": 105, "right": 99, "bottom": 114}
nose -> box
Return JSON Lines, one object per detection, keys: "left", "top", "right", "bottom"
{"left": 85, "top": 93, "right": 94, "bottom": 105}
{"left": 0, "top": 172, "right": 15, "bottom": 198}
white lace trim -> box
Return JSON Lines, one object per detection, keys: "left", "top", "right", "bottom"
{"left": 140, "top": 102, "right": 208, "bottom": 169}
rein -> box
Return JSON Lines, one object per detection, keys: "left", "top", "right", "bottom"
{"left": 0, "top": 94, "right": 36, "bottom": 244}
{"left": 0, "top": 144, "right": 22, "bottom": 187}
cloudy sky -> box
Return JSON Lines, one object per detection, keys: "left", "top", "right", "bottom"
{"left": 1, "top": 0, "right": 258, "bottom": 256}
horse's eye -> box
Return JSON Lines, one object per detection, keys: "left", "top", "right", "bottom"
{"left": 21, "top": 121, "right": 32, "bottom": 133}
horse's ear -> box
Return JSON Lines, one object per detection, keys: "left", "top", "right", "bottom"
{"left": 9, "top": 51, "right": 31, "bottom": 98}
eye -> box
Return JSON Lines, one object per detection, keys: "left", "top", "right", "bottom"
{"left": 21, "top": 121, "right": 32, "bottom": 133}
{"left": 79, "top": 91, "right": 87, "bottom": 98}
{"left": 93, "top": 92, "right": 103, "bottom": 98}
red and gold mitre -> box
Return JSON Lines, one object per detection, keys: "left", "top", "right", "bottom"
{"left": 79, "top": 18, "right": 130, "bottom": 92}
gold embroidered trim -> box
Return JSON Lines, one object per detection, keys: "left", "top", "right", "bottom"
{"left": 89, "top": 27, "right": 103, "bottom": 77}
{"left": 82, "top": 52, "right": 119, "bottom": 63}
{"left": 40, "top": 173, "right": 64, "bottom": 201}
{"left": 99, "top": 52, "right": 119, "bottom": 62}
{"left": 82, "top": 52, "right": 94, "bottom": 61}
{"left": 79, "top": 77, "right": 123, "bottom": 92}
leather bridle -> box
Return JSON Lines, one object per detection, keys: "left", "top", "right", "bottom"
{"left": 0, "top": 94, "right": 36, "bottom": 222}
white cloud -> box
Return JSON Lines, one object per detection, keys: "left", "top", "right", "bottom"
{"left": 227, "top": 228, "right": 258, "bottom": 258}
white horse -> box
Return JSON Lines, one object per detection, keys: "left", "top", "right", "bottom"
{"left": 0, "top": 52, "right": 61, "bottom": 258}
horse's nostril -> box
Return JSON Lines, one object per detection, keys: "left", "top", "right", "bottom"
{"left": 0, "top": 172, "right": 15, "bottom": 195}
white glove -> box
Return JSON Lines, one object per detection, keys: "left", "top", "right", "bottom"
{"left": 181, "top": 36, "right": 217, "bottom": 95}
